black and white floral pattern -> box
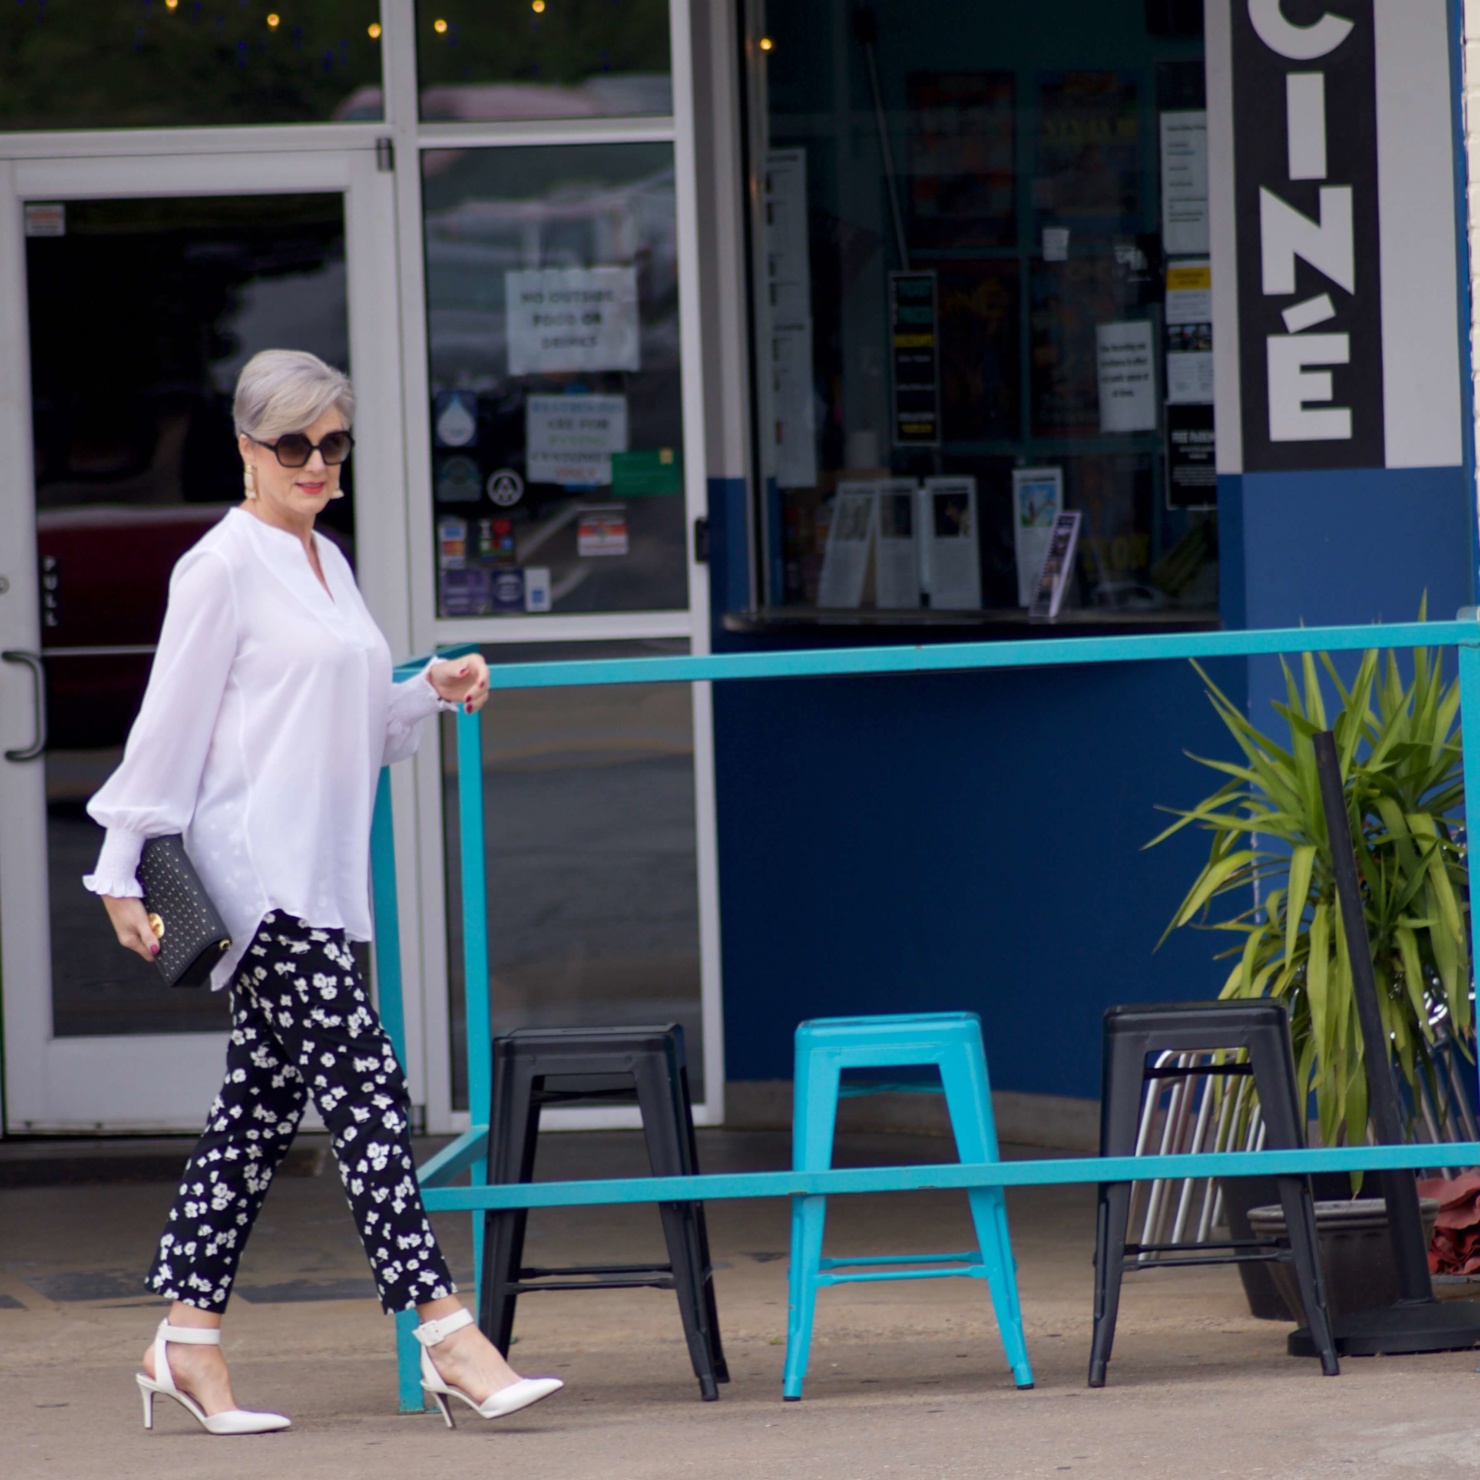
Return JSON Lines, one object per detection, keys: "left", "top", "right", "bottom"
{"left": 148, "top": 913, "right": 456, "bottom": 1314}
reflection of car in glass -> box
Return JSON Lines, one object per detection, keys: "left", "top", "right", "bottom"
{"left": 334, "top": 76, "right": 674, "bottom": 124}
{"left": 423, "top": 171, "right": 680, "bottom": 390}
{"left": 37, "top": 505, "right": 233, "bottom": 750}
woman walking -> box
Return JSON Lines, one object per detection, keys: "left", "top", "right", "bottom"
{"left": 86, "top": 348, "right": 561, "bottom": 1435}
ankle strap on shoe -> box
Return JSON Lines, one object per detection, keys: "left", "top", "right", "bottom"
{"left": 159, "top": 1321, "right": 222, "bottom": 1346}
{"left": 414, "top": 1308, "right": 474, "bottom": 1347}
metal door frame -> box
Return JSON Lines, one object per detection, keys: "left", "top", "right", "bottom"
{"left": 0, "top": 146, "right": 405, "bottom": 1131}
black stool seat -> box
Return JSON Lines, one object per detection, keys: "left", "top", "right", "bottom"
{"left": 479, "top": 1024, "right": 729, "bottom": 1400}
{"left": 1089, "top": 999, "right": 1339, "bottom": 1387}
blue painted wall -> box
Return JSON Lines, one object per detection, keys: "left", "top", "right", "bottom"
{"left": 707, "top": 477, "right": 1248, "bottom": 1098}
{"left": 1222, "top": 465, "right": 1475, "bottom": 720}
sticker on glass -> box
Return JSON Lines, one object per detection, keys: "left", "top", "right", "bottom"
{"left": 576, "top": 505, "right": 629, "bottom": 557}
{"left": 433, "top": 390, "right": 478, "bottom": 448}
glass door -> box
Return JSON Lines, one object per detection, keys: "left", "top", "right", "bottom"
{"left": 397, "top": 0, "right": 727, "bottom": 1128}
{"left": 0, "top": 148, "right": 405, "bottom": 1130}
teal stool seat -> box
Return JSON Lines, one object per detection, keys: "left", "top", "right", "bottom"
{"left": 783, "top": 1012, "right": 1035, "bottom": 1399}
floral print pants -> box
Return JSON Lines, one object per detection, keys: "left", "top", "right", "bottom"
{"left": 148, "top": 913, "right": 456, "bottom": 1314}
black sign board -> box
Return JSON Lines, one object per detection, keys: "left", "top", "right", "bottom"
{"left": 1231, "top": 0, "right": 1382, "bottom": 472}
{"left": 889, "top": 271, "right": 941, "bottom": 447}
{"left": 1166, "top": 402, "right": 1217, "bottom": 509}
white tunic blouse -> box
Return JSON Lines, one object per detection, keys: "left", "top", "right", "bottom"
{"left": 83, "top": 507, "right": 447, "bottom": 990}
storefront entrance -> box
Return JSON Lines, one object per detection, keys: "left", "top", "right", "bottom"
{"left": 0, "top": 147, "right": 406, "bottom": 1129}
{"left": 0, "top": 3, "right": 724, "bottom": 1136}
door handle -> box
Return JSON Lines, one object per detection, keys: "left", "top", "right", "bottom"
{"left": 2, "top": 650, "right": 46, "bottom": 761}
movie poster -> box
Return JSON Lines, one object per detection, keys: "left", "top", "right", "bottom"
{"left": 907, "top": 72, "right": 1016, "bottom": 249}
{"left": 938, "top": 260, "right": 1020, "bottom": 442}
{"left": 1035, "top": 71, "right": 1140, "bottom": 236}
{"left": 1029, "top": 257, "right": 1119, "bottom": 437}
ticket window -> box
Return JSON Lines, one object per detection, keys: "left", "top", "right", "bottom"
{"left": 749, "top": 0, "right": 1215, "bottom": 623}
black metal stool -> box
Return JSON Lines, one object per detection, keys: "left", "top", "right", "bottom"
{"left": 478, "top": 1024, "right": 729, "bottom": 1401}
{"left": 1089, "top": 1000, "right": 1339, "bottom": 1387}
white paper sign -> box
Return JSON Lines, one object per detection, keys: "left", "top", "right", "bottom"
{"left": 919, "top": 476, "right": 981, "bottom": 612}
{"left": 816, "top": 483, "right": 876, "bottom": 609}
{"left": 1165, "top": 261, "right": 1212, "bottom": 325}
{"left": 874, "top": 479, "right": 921, "bottom": 610}
{"left": 1011, "top": 466, "right": 1063, "bottom": 606}
{"left": 766, "top": 148, "right": 818, "bottom": 489}
{"left": 1160, "top": 111, "right": 1209, "bottom": 256}
{"left": 505, "top": 267, "right": 641, "bottom": 376}
{"left": 526, "top": 395, "right": 628, "bottom": 486}
{"left": 772, "top": 325, "right": 818, "bottom": 490}
{"left": 1167, "top": 352, "right": 1215, "bottom": 405}
{"left": 1096, "top": 321, "right": 1158, "bottom": 433}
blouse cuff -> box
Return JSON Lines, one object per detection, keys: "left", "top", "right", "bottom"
{"left": 419, "top": 659, "right": 459, "bottom": 715}
{"left": 82, "top": 827, "right": 147, "bottom": 898}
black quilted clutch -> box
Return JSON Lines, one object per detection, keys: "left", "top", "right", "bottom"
{"left": 136, "top": 835, "right": 232, "bottom": 989}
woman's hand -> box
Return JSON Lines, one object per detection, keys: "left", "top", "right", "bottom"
{"left": 428, "top": 654, "right": 491, "bottom": 715}
{"left": 102, "top": 895, "right": 161, "bottom": 963}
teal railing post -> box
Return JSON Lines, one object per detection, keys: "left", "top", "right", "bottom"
{"left": 368, "top": 767, "right": 427, "bottom": 1413}
{"left": 456, "top": 704, "right": 493, "bottom": 1312}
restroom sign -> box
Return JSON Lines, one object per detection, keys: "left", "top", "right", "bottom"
{"left": 1216, "top": 0, "right": 1463, "bottom": 474}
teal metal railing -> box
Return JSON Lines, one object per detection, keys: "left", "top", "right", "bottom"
{"left": 372, "top": 618, "right": 1480, "bottom": 1410}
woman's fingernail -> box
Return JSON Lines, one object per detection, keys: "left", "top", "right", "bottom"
{"left": 151, "top": 944, "right": 160, "bottom": 955}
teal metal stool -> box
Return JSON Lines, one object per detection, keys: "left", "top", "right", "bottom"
{"left": 783, "top": 1012, "right": 1035, "bottom": 1400}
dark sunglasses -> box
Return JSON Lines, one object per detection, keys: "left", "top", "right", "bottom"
{"left": 253, "top": 430, "right": 354, "bottom": 468}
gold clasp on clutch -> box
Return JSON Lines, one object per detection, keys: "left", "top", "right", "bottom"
{"left": 147, "top": 913, "right": 165, "bottom": 940}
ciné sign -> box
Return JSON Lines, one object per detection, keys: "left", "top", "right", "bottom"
{"left": 1232, "top": 0, "right": 1382, "bottom": 471}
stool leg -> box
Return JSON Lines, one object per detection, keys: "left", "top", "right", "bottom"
{"left": 1274, "top": 1175, "right": 1339, "bottom": 1375}
{"left": 480, "top": 1054, "right": 540, "bottom": 1354}
{"left": 678, "top": 1062, "right": 730, "bottom": 1383}
{"left": 1088, "top": 1027, "right": 1150, "bottom": 1388}
{"left": 635, "top": 1050, "right": 720, "bottom": 1401}
{"left": 783, "top": 1193, "right": 827, "bottom": 1400}
{"left": 1248, "top": 1022, "right": 1339, "bottom": 1378}
{"left": 939, "top": 1044, "right": 1034, "bottom": 1389}
{"left": 1088, "top": 1180, "right": 1132, "bottom": 1388}
{"left": 785, "top": 1048, "right": 840, "bottom": 1401}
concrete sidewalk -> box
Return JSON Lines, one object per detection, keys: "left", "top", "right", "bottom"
{"left": 3, "top": 1127, "right": 1479, "bottom": 1479}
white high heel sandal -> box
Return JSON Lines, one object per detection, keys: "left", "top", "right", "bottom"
{"left": 135, "top": 1320, "right": 291, "bottom": 1435}
{"left": 415, "top": 1308, "right": 563, "bottom": 1429}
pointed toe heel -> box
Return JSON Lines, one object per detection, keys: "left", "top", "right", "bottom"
{"left": 414, "top": 1308, "right": 565, "bottom": 1426}
{"left": 135, "top": 1320, "right": 291, "bottom": 1436}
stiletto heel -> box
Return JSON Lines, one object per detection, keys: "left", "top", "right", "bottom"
{"left": 414, "top": 1309, "right": 563, "bottom": 1425}
{"left": 135, "top": 1320, "right": 291, "bottom": 1436}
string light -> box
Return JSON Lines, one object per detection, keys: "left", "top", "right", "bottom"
{"left": 267, "top": 12, "right": 280, "bottom": 27}
{"left": 368, "top": 21, "right": 382, "bottom": 38}
{"left": 532, "top": 0, "right": 545, "bottom": 11}
{"left": 433, "top": 17, "right": 448, "bottom": 32}
{"left": 165, "top": 0, "right": 178, "bottom": 9}
{"left": 759, "top": 36, "right": 774, "bottom": 51}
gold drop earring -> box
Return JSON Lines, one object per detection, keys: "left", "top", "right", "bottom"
{"left": 243, "top": 462, "right": 258, "bottom": 499}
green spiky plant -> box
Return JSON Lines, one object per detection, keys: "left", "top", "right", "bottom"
{"left": 1150, "top": 638, "right": 1472, "bottom": 1153}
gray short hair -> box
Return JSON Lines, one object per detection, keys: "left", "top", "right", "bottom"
{"left": 233, "top": 349, "right": 355, "bottom": 440}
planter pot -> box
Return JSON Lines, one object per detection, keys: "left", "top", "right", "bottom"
{"left": 1247, "top": 1197, "right": 1440, "bottom": 1322}
{"left": 1218, "top": 1173, "right": 1413, "bottom": 1320}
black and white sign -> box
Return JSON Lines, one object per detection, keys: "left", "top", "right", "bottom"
{"left": 1232, "top": 0, "right": 1381, "bottom": 471}
{"left": 1215, "top": 0, "right": 1462, "bottom": 473}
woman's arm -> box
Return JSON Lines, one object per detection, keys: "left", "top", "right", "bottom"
{"left": 381, "top": 654, "right": 490, "bottom": 766}
{"left": 84, "top": 548, "right": 239, "bottom": 900}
